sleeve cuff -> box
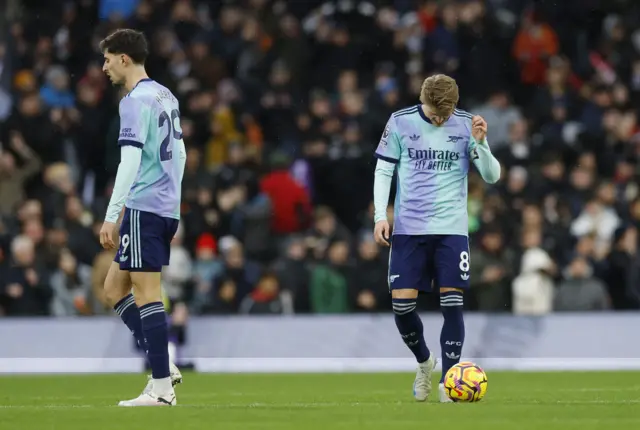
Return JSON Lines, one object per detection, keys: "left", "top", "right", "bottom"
{"left": 374, "top": 152, "right": 399, "bottom": 164}
{"left": 118, "top": 139, "right": 144, "bottom": 148}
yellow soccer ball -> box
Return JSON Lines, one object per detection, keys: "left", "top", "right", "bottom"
{"left": 443, "top": 361, "right": 488, "bottom": 402}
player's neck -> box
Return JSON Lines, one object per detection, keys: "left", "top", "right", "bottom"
{"left": 419, "top": 104, "right": 450, "bottom": 127}
{"left": 125, "top": 67, "right": 150, "bottom": 92}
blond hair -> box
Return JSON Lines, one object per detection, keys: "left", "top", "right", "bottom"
{"left": 419, "top": 74, "right": 459, "bottom": 117}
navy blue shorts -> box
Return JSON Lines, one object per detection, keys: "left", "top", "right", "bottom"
{"left": 388, "top": 234, "right": 470, "bottom": 292}
{"left": 114, "top": 208, "right": 179, "bottom": 272}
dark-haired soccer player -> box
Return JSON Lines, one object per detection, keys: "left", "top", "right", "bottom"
{"left": 98, "top": 29, "right": 186, "bottom": 407}
{"left": 373, "top": 74, "right": 500, "bottom": 402}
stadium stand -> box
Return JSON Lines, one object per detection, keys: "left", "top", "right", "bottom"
{"left": 0, "top": 0, "right": 639, "bottom": 319}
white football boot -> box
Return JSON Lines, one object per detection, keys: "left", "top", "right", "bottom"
{"left": 118, "top": 389, "right": 176, "bottom": 407}
{"left": 141, "top": 362, "right": 183, "bottom": 396}
{"left": 413, "top": 354, "right": 436, "bottom": 402}
{"left": 439, "top": 383, "right": 453, "bottom": 403}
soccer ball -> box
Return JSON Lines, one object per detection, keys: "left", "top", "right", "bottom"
{"left": 443, "top": 361, "right": 488, "bottom": 402}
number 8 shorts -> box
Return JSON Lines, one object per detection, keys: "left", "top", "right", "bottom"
{"left": 387, "top": 234, "right": 471, "bottom": 292}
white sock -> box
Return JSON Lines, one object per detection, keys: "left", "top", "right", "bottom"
{"left": 153, "top": 377, "right": 172, "bottom": 395}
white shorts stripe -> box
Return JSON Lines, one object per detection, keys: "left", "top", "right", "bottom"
{"left": 387, "top": 241, "right": 393, "bottom": 291}
{"left": 131, "top": 210, "right": 138, "bottom": 268}
{"left": 135, "top": 210, "right": 142, "bottom": 268}
{"left": 136, "top": 211, "right": 142, "bottom": 267}
{"left": 129, "top": 209, "right": 135, "bottom": 267}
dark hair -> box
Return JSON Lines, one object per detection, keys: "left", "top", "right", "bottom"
{"left": 99, "top": 29, "right": 148, "bottom": 65}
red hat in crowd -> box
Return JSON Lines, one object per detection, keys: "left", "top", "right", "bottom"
{"left": 196, "top": 233, "right": 217, "bottom": 254}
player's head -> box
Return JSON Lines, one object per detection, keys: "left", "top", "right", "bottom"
{"left": 100, "top": 29, "right": 148, "bottom": 86}
{"left": 419, "top": 74, "right": 459, "bottom": 126}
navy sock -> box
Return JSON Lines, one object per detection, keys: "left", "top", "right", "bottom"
{"left": 440, "top": 291, "right": 465, "bottom": 382}
{"left": 140, "top": 302, "right": 170, "bottom": 379}
{"left": 114, "top": 294, "right": 147, "bottom": 352}
{"left": 393, "top": 298, "right": 430, "bottom": 363}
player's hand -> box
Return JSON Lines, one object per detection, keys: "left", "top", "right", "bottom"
{"left": 374, "top": 220, "right": 391, "bottom": 247}
{"left": 99, "top": 221, "right": 118, "bottom": 250}
{"left": 471, "top": 115, "right": 487, "bottom": 143}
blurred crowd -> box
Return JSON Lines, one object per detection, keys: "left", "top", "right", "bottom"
{"left": 0, "top": 0, "right": 640, "bottom": 320}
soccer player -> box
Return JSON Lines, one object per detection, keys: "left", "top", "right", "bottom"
{"left": 372, "top": 74, "right": 500, "bottom": 402}
{"left": 98, "top": 29, "right": 187, "bottom": 407}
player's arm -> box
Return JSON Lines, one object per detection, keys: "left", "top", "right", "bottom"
{"left": 104, "top": 97, "right": 150, "bottom": 223}
{"left": 373, "top": 116, "right": 401, "bottom": 245}
{"left": 105, "top": 146, "right": 142, "bottom": 223}
{"left": 374, "top": 160, "right": 395, "bottom": 223}
{"left": 176, "top": 138, "right": 187, "bottom": 183}
{"left": 469, "top": 115, "right": 500, "bottom": 184}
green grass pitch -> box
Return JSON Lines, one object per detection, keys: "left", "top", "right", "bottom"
{"left": 1, "top": 372, "right": 639, "bottom": 429}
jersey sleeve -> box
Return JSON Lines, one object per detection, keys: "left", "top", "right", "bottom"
{"left": 468, "top": 139, "right": 480, "bottom": 161}
{"left": 456, "top": 114, "right": 478, "bottom": 160}
{"left": 374, "top": 115, "right": 402, "bottom": 164}
{"left": 118, "top": 96, "right": 151, "bottom": 149}
{"left": 463, "top": 114, "right": 500, "bottom": 184}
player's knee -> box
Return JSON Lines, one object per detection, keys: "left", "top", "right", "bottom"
{"left": 103, "top": 264, "right": 129, "bottom": 306}
{"left": 440, "top": 287, "right": 464, "bottom": 294}
{"left": 392, "top": 298, "right": 417, "bottom": 316}
{"left": 440, "top": 289, "right": 464, "bottom": 316}
{"left": 391, "top": 288, "right": 419, "bottom": 300}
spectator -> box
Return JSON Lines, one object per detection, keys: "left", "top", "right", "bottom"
{"left": 351, "top": 234, "right": 389, "bottom": 312}
{"left": 309, "top": 240, "right": 351, "bottom": 314}
{"left": 260, "top": 151, "right": 312, "bottom": 236}
{"left": 50, "top": 248, "right": 93, "bottom": 316}
{"left": 239, "top": 273, "right": 289, "bottom": 315}
{"left": 39, "top": 65, "right": 74, "bottom": 108}
{"left": 199, "top": 237, "right": 261, "bottom": 314}
{"left": 472, "top": 90, "right": 522, "bottom": 148}
{"left": 512, "top": 236, "right": 556, "bottom": 316}
{"left": 570, "top": 198, "right": 621, "bottom": 255}
{"left": 1, "top": 235, "right": 51, "bottom": 316}
{"left": 469, "top": 227, "right": 516, "bottom": 312}
{"left": 512, "top": 8, "right": 559, "bottom": 91}
{"left": 0, "top": 133, "right": 41, "bottom": 216}
{"left": 273, "top": 236, "right": 310, "bottom": 312}
{"left": 162, "top": 222, "right": 193, "bottom": 302}
{"left": 191, "top": 233, "right": 222, "bottom": 296}
{"left": 554, "top": 256, "right": 610, "bottom": 311}
{"left": 604, "top": 226, "right": 640, "bottom": 309}
{"left": 306, "top": 207, "right": 352, "bottom": 261}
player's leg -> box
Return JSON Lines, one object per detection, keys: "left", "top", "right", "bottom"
{"left": 118, "top": 210, "right": 178, "bottom": 407}
{"left": 130, "top": 271, "right": 173, "bottom": 397}
{"left": 106, "top": 209, "right": 147, "bottom": 353}
{"left": 139, "top": 297, "right": 183, "bottom": 397}
{"left": 434, "top": 235, "right": 469, "bottom": 402}
{"left": 389, "top": 235, "right": 436, "bottom": 402}
{"left": 111, "top": 209, "right": 181, "bottom": 402}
